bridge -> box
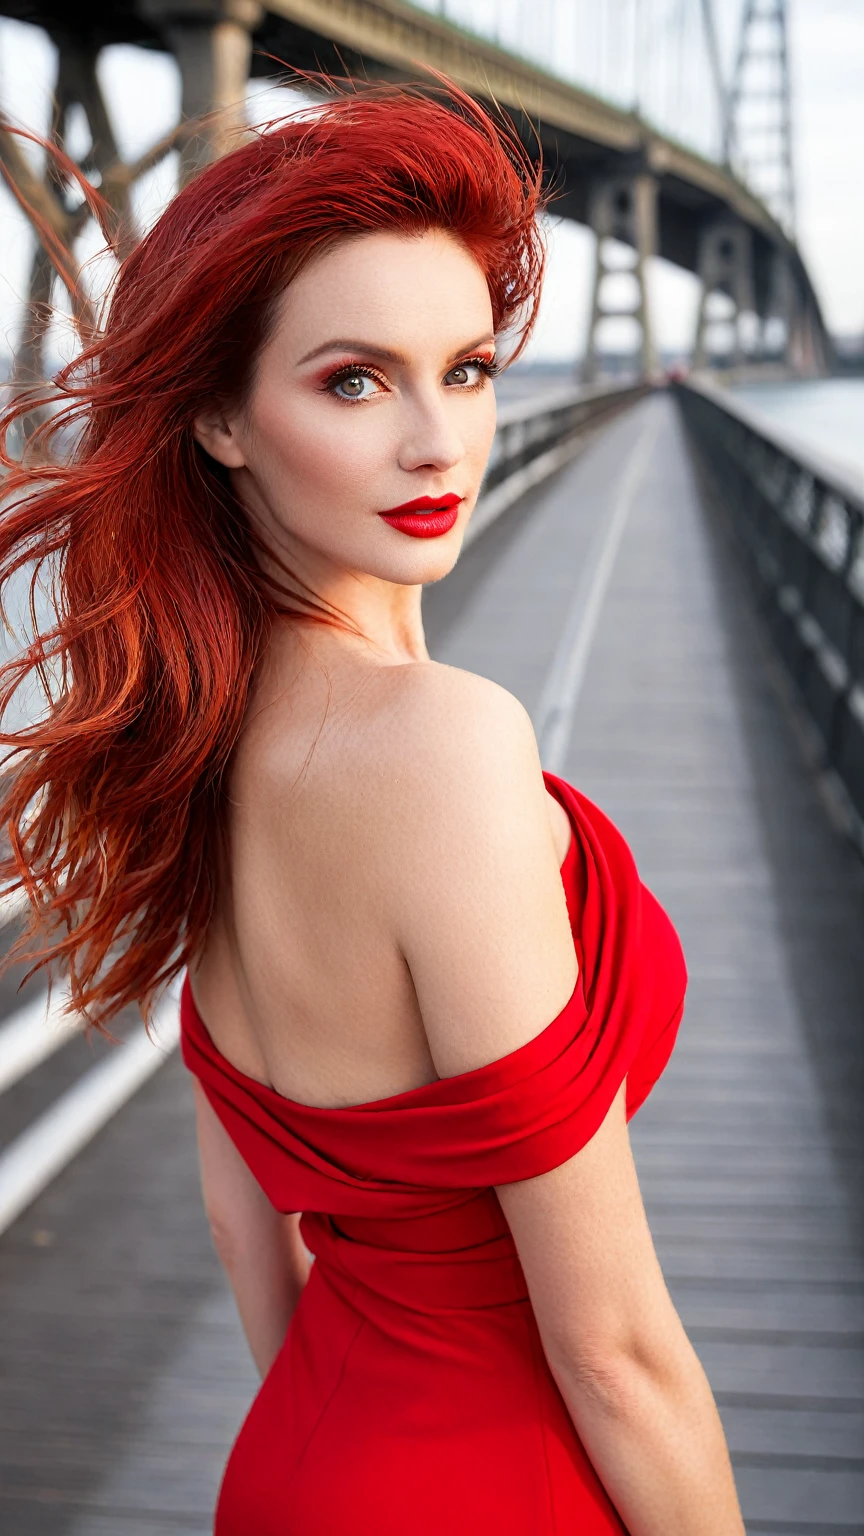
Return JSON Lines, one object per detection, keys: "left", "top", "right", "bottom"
{"left": 0, "top": 0, "right": 833, "bottom": 381}
{"left": 0, "top": 5, "right": 862, "bottom": 1534}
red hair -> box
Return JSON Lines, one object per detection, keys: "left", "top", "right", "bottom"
{"left": 0, "top": 79, "right": 545, "bottom": 1028}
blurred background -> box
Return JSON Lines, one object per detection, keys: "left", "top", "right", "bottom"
{"left": 0, "top": 5, "right": 862, "bottom": 1534}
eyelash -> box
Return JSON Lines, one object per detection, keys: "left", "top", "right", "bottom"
{"left": 322, "top": 355, "right": 500, "bottom": 403}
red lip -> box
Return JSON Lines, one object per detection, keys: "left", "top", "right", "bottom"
{"left": 378, "top": 493, "right": 463, "bottom": 540}
{"left": 379, "top": 494, "right": 462, "bottom": 516}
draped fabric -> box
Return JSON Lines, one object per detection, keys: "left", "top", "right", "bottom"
{"left": 181, "top": 774, "right": 687, "bottom": 1535}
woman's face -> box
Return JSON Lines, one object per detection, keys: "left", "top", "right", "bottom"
{"left": 194, "top": 229, "right": 498, "bottom": 590}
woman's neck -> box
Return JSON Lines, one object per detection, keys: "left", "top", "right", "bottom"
{"left": 248, "top": 503, "right": 430, "bottom": 666}
{"left": 269, "top": 578, "right": 430, "bottom": 671}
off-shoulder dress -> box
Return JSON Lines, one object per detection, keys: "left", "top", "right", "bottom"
{"left": 181, "top": 772, "right": 687, "bottom": 1534}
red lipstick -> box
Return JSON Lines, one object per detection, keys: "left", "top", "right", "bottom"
{"left": 378, "top": 493, "right": 462, "bottom": 539}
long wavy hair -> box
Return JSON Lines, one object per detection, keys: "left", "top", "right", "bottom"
{"left": 0, "top": 78, "right": 546, "bottom": 1030}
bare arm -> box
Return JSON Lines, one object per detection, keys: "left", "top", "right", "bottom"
{"left": 379, "top": 667, "right": 743, "bottom": 1534}
{"left": 497, "top": 1088, "right": 744, "bottom": 1536}
{"left": 193, "top": 1080, "right": 310, "bottom": 1378}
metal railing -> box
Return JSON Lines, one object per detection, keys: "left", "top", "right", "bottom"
{"left": 676, "top": 378, "right": 864, "bottom": 841}
{"left": 467, "top": 377, "right": 650, "bottom": 545}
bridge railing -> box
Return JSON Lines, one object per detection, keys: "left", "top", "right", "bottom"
{"left": 467, "top": 378, "right": 650, "bottom": 546}
{"left": 675, "top": 378, "right": 864, "bottom": 844}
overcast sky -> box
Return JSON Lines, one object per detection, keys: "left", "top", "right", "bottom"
{"left": 0, "top": 1, "right": 861, "bottom": 366}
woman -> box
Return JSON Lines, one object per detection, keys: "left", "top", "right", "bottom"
{"left": 0, "top": 83, "right": 743, "bottom": 1535}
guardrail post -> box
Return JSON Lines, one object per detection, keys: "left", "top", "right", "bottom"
{"left": 583, "top": 170, "right": 657, "bottom": 384}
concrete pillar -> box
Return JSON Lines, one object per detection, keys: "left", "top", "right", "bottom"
{"left": 50, "top": 34, "right": 138, "bottom": 255}
{"left": 763, "top": 248, "right": 796, "bottom": 364}
{"left": 582, "top": 170, "right": 658, "bottom": 384}
{"left": 791, "top": 295, "right": 827, "bottom": 378}
{"left": 693, "top": 219, "right": 755, "bottom": 370}
{"left": 9, "top": 36, "right": 115, "bottom": 403}
{"left": 762, "top": 250, "right": 831, "bottom": 377}
{"left": 10, "top": 242, "right": 55, "bottom": 454}
{"left": 139, "top": 0, "right": 264, "bottom": 181}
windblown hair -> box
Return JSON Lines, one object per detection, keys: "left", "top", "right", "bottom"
{"left": 0, "top": 78, "right": 546, "bottom": 1029}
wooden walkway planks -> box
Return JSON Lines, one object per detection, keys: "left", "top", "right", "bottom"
{"left": 0, "top": 392, "right": 861, "bottom": 1533}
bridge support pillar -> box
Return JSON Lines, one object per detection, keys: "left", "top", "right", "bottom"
{"left": 693, "top": 220, "right": 755, "bottom": 370}
{"left": 781, "top": 271, "right": 831, "bottom": 377}
{"left": 140, "top": 0, "right": 263, "bottom": 182}
{"left": 583, "top": 172, "right": 657, "bottom": 384}
{"left": 764, "top": 248, "right": 796, "bottom": 363}
{"left": 5, "top": 30, "right": 132, "bottom": 426}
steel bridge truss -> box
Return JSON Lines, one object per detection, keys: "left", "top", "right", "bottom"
{"left": 0, "top": 0, "right": 832, "bottom": 387}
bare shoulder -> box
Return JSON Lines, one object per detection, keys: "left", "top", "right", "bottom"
{"left": 351, "top": 660, "right": 547, "bottom": 850}
{"left": 351, "top": 661, "right": 577, "bottom": 1078}
{"left": 359, "top": 659, "right": 539, "bottom": 779}
{"left": 370, "top": 656, "right": 531, "bottom": 731}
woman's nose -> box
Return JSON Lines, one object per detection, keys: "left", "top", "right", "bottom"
{"left": 397, "top": 400, "right": 464, "bottom": 474}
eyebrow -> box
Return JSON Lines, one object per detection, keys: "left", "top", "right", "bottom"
{"left": 296, "top": 334, "right": 496, "bottom": 367}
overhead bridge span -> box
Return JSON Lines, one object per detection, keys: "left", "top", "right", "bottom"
{"left": 0, "top": 0, "right": 832, "bottom": 377}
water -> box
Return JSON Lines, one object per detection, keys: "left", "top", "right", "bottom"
{"left": 728, "top": 378, "right": 864, "bottom": 490}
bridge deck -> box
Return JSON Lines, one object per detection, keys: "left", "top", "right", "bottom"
{"left": 1, "top": 394, "right": 862, "bottom": 1535}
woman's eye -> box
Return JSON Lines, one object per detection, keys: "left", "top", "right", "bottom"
{"left": 445, "top": 362, "right": 486, "bottom": 387}
{"left": 331, "top": 371, "right": 382, "bottom": 401}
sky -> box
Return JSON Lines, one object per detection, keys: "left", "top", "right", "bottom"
{"left": 0, "top": 1, "right": 861, "bottom": 368}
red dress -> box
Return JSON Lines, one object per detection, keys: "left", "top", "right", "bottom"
{"left": 181, "top": 773, "right": 687, "bottom": 1534}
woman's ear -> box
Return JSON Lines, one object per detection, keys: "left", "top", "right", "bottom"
{"left": 192, "top": 403, "right": 247, "bottom": 469}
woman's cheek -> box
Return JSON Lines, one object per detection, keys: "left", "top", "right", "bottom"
{"left": 284, "top": 404, "right": 391, "bottom": 487}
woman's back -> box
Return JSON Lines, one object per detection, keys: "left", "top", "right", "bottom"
{"left": 193, "top": 625, "right": 576, "bottom": 1110}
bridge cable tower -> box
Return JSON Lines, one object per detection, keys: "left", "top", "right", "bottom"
{"left": 726, "top": 0, "right": 796, "bottom": 235}
{"left": 693, "top": 0, "right": 813, "bottom": 370}
{"left": 583, "top": 0, "right": 730, "bottom": 384}
{"left": 698, "top": 0, "right": 731, "bottom": 165}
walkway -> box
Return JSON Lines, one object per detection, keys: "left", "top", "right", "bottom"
{"left": 1, "top": 393, "right": 861, "bottom": 1534}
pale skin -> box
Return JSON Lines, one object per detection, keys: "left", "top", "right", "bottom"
{"left": 191, "top": 228, "right": 744, "bottom": 1535}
